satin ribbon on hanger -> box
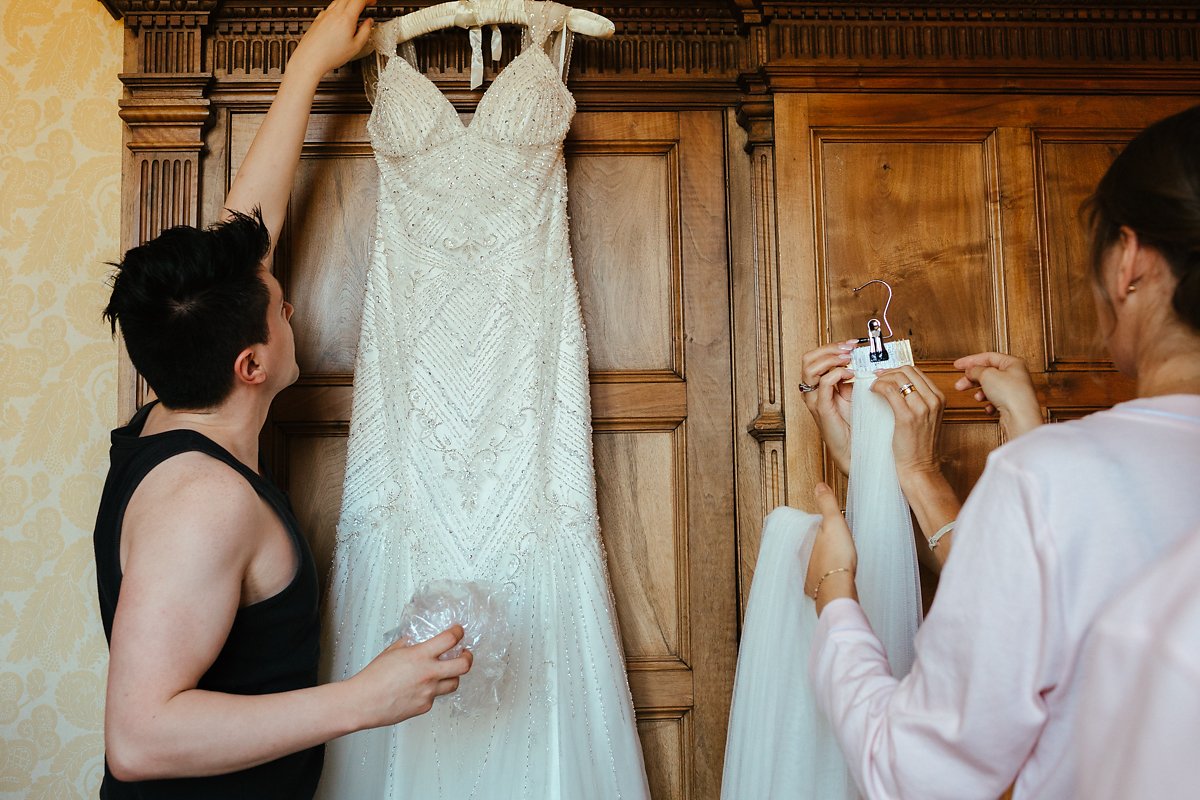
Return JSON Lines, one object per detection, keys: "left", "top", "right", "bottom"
{"left": 454, "top": 1, "right": 505, "bottom": 88}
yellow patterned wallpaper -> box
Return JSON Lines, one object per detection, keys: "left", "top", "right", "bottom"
{"left": 1, "top": 1, "right": 123, "bottom": 797}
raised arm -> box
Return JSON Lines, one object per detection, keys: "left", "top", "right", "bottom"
{"left": 222, "top": 0, "right": 376, "bottom": 252}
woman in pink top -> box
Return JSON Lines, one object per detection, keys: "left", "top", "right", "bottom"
{"left": 799, "top": 104, "right": 1200, "bottom": 799}
{"left": 1075, "top": 525, "right": 1200, "bottom": 800}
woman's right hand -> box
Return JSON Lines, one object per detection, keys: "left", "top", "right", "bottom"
{"left": 799, "top": 340, "right": 860, "bottom": 474}
{"left": 289, "top": 0, "right": 377, "bottom": 82}
{"left": 953, "top": 352, "right": 1043, "bottom": 440}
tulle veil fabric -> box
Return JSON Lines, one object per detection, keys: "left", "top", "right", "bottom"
{"left": 721, "top": 360, "right": 923, "bottom": 799}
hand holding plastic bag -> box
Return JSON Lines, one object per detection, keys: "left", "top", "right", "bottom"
{"left": 386, "top": 580, "right": 511, "bottom": 715}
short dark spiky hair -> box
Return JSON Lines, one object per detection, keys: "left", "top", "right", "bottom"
{"left": 103, "top": 209, "right": 273, "bottom": 410}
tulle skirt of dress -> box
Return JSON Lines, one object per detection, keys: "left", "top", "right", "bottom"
{"left": 315, "top": 517, "right": 650, "bottom": 800}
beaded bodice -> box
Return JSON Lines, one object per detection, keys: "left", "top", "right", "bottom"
{"left": 368, "top": 15, "right": 575, "bottom": 156}
{"left": 337, "top": 1, "right": 588, "bottom": 582}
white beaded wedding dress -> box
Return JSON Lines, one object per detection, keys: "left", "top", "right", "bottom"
{"left": 316, "top": 5, "right": 650, "bottom": 799}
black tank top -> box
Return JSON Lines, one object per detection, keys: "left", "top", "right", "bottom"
{"left": 93, "top": 402, "right": 324, "bottom": 799}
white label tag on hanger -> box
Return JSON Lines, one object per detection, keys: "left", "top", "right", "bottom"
{"left": 850, "top": 339, "right": 914, "bottom": 375}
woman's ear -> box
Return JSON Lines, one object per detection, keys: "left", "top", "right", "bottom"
{"left": 1113, "top": 225, "right": 1145, "bottom": 301}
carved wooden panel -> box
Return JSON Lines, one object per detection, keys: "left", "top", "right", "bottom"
{"left": 595, "top": 430, "right": 685, "bottom": 660}
{"left": 816, "top": 132, "right": 1000, "bottom": 361}
{"left": 777, "top": 93, "right": 1196, "bottom": 529}
{"left": 274, "top": 426, "right": 349, "bottom": 578}
{"left": 638, "top": 712, "right": 690, "bottom": 800}
{"left": 230, "top": 112, "right": 376, "bottom": 378}
{"left": 215, "top": 105, "right": 735, "bottom": 800}
{"left": 765, "top": 4, "right": 1200, "bottom": 66}
{"left": 1035, "top": 134, "right": 1131, "bottom": 368}
{"left": 938, "top": 417, "right": 998, "bottom": 503}
{"left": 565, "top": 109, "right": 736, "bottom": 800}
{"left": 567, "top": 114, "right": 681, "bottom": 375}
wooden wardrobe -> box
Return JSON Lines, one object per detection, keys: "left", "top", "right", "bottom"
{"left": 100, "top": 1, "right": 1199, "bottom": 797}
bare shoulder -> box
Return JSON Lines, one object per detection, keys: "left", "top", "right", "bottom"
{"left": 122, "top": 451, "right": 267, "bottom": 566}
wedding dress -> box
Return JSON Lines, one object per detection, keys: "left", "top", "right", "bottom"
{"left": 316, "top": 5, "right": 650, "bottom": 798}
{"left": 721, "top": 341, "right": 922, "bottom": 800}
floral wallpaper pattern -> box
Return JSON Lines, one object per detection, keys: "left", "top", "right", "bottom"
{"left": 1, "top": 1, "right": 123, "bottom": 796}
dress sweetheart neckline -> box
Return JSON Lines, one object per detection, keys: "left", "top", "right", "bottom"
{"left": 376, "top": 43, "right": 574, "bottom": 137}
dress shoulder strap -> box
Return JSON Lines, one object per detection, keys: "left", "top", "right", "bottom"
{"left": 524, "top": 1, "right": 573, "bottom": 80}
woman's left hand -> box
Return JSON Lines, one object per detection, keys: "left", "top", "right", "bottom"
{"left": 805, "top": 483, "right": 859, "bottom": 615}
{"left": 871, "top": 365, "right": 945, "bottom": 479}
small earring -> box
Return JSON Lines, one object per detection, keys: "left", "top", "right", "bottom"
{"left": 1127, "top": 284, "right": 1138, "bottom": 293}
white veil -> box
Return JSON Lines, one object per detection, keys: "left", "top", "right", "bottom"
{"left": 721, "top": 340, "right": 922, "bottom": 799}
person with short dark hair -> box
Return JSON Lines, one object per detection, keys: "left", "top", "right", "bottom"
{"left": 800, "top": 103, "right": 1200, "bottom": 798}
{"left": 93, "top": 2, "right": 471, "bottom": 798}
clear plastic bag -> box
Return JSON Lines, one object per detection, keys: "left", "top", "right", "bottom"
{"left": 385, "top": 580, "right": 512, "bottom": 715}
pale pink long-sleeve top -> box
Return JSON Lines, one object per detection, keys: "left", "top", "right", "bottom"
{"left": 810, "top": 395, "right": 1200, "bottom": 800}
{"left": 1075, "top": 525, "right": 1200, "bottom": 800}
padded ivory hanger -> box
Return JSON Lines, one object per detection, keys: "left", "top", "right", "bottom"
{"left": 369, "top": 1, "right": 613, "bottom": 89}
{"left": 377, "top": 0, "right": 614, "bottom": 43}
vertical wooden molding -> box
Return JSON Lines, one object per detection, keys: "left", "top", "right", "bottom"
{"left": 730, "top": 85, "right": 787, "bottom": 616}
{"left": 737, "top": 91, "right": 786, "bottom": 512}
{"left": 112, "top": 1, "right": 218, "bottom": 417}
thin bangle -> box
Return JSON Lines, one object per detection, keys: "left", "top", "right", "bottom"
{"left": 928, "top": 520, "right": 955, "bottom": 550}
{"left": 809, "top": 567, "right": 852, "bottom": 600}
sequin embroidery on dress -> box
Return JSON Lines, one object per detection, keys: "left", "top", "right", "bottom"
{"left": 315, "top": 3, "right": 651, "bottom": 798}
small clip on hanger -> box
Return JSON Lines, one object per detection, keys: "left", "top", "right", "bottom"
{"left": 852, "top": 279, "right": 894, "bottom": 364}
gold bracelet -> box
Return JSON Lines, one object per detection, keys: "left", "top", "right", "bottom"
{"left": 809, "top": 567, "right": 852, "bottom": 600}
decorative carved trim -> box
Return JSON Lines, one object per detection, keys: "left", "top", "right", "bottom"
{"left": 739, "top": 120, "right": 786, "bottom": 524}
{"left": 212, "top": 28, "right": 302, "bottom": 76}
{"left": 573, "top": 35, "right": 746, "bottom": 77}
{"left": 765, "top": 6, "right": 1200, "bottom": 65}
{"left": 748, "top": 410, "right": 785, "bottom": 443}
{"left": 762, "top": 63, "right": 1200, "bottom": 95}
{"left": 120, "top": 73, "right": 212, "bottom": 244}
{"left": 105, "top": 1, "right": 1200, "bottom": 84}
{"left": 760, "top": 439, "right": 784, "bottom": 510}
{"left": 208, "top": 25, "right": 746, "bottom": 80}
{"left": 105, "top": 0, "right": 217, "bottom": 12}
{"left": 763, "top": 3, "right": 1200, "bottom": 23}
{"left": 727, "top": 0, "right": 767, "bottom": 26}
{"left": 735, "top": 94, "right": 773, "bottom": 148}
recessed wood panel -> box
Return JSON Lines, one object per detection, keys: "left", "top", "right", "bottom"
{"left": 281, "top": 429, "right": 349, "bottom": 584}
{"left": 638, "top": 714, "right": 688, "bottom": 800}
{"left": 594, "top": 429, "right": 684, "bottom": 662}
{"left": 285, "top": 152, "right": 376, "bottom": 375}
{"left": 1036, "top": 135, "right": 1130, "bottom": 367}
{"left": 230, "top": 112, "right": 377, "bottom": 376}
{"left": 939, "top": 418, "right": 1001, "bottom": 503}
{"left": 816, "top": 135, "right": 999, "bottom": 360}
{"left": 568, "top": 149, "right": 678, "bottom": 373}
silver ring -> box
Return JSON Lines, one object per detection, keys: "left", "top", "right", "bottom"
{"left": 899, "top": 383, "right": 916, "bottom": 397}
{"left": 799, "top": 381, "right": 818, "bottom": 393}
